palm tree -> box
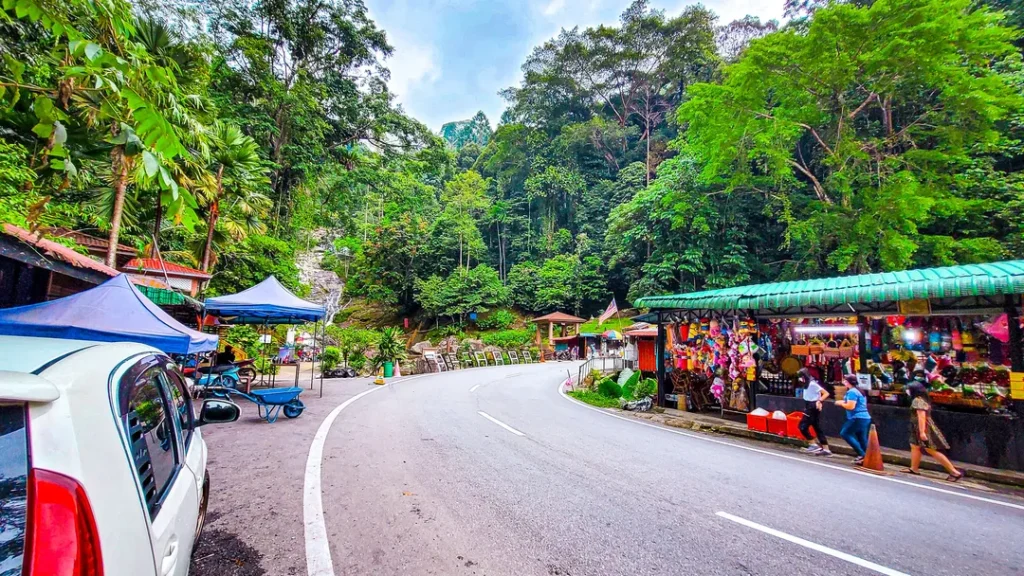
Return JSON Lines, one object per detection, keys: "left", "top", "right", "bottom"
{"left": 201, "top": 122, "right": 267, "bottom": 272}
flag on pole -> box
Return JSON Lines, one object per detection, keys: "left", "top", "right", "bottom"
{"left": 598, "top": 297, "right": 618, "bottom": 326}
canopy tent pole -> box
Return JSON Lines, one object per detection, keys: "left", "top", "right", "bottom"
{"left": 310, "top": 319, "right": 317, "bottom": 391}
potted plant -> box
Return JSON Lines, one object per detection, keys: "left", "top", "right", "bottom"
{"left": 374, "top": 326, "right": 407, "bottom": 378}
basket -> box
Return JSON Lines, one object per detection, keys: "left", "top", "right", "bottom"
{"left": 839, "top": 339, "right": 856, "bottom": 358}
{"left": 746, "top": 412, "right": 768, "bottom": 432}
{"left": 823, "top": 340, "right": 841, "bottom": 359}
{"left": 808, "top": 338, "right": 825, "bottom": 355}
{"left": 791, "top": 339, "right": 810, "bottom": 356}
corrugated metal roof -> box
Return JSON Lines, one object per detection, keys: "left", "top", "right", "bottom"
{"left": 635, "top": 260, "right": 1024, "bottom": 311}
{"left": 124, "top": 258, "right": 212, "bottom": 279}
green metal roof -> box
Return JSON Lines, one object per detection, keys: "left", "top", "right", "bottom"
{"left": 635, "top": 260, "right": 1024, "bottom": 311}
{"left": 136, "top": 284, "right": 204, "bottom": 310}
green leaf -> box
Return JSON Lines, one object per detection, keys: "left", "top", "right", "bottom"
{"left": 31, "top": 122, "right": 52, "bottom": 139}
{"left": 142, "top": 150, "right": 159, "bottom": 178}
{"left": 84, "top": 42, "right": 102, "bottom": 61}
{"left": 32, "top": 95, "right": 54, "bottom": 122}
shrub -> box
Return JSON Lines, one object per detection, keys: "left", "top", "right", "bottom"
{"left": 622, "top": 381, "right": 636, "bottom": 400}
{"left": 597, "top": 378, "right": 623, "bottom": 398}
{"left": 477, "top": 309, "right": 516, "bottom": 330}
{"left": 635, "top": 377, "right": 657, "bottom": 398}
{"left": 321, "top": 346, "right": 341, "bottom": 371}
{"left": 624, "top": 370, "right": 641, "bottom": 390}
{"left": 254, "top": 356, "right": 278, "bottom": 375}
{"left": 567, "top": 390, "right": 621, "bottom": 408}
{"left": 438, "top": 323, "right": 466, "bottom": 338}
{"left": 373, "top": 326, "right": 407, "bottom": 369}
{"left": 349, "top": 352, "right": 367, "bottom": 372}
{"left": 481, "top": 329, "right": 533, "bottom": 349}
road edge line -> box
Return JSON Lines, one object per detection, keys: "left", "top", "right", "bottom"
{"left": 304, "top": 375, "right": 429, "bottom": 576}
{"left": 557, "top": 382, "right": 1024, "bottom": 512}
{"left": 716, "top": 511, "right": 910, "bottom": 576}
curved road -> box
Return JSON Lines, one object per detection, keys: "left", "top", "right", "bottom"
{"left": 314, "top": 363, "right": 1023, "bottom": 576}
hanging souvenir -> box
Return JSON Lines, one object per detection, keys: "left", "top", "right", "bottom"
{"left": 929, "top": 323, "right": 942, "bottom": 353}
{"left": 951, "top": 319, "right": 963, "bottom": 351}
{"left": 709, "top": 318, "right": 721, "bottom": 338}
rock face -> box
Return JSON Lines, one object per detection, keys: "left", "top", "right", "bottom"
{"left": 410, "top": 341, "right": 434, "bottom": 355}
{"left": 295, "top": 228, "right": 344, "bottom": 323}
{"left": 439, "top": 111, "right": 492, "bottom": 149}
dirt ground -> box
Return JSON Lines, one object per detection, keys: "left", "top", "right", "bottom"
{"left": 189, "top": 375, "right": 380, "bottom": 576}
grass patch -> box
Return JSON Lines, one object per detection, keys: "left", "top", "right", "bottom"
{"left": 567, "top": 390, "right": 622, "bottom": 408}
{"left": 579, "top": 316, "right": 633, "bottom": 334}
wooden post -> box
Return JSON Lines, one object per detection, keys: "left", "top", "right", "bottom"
{"left": 548, "top": 321, "right": 553, "bottom": 342}
{"left": 656, "top": 316, "right": 666, "bottom": 407}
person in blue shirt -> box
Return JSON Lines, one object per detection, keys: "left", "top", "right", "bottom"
{"left": 835, "top": 375, "right": 872, "bottom": 465}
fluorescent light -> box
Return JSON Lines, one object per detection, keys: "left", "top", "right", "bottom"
{"left": 792, "top": 325, "right": 860, "bottom": 334}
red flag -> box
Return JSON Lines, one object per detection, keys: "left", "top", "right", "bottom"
{"left": 598, "top": 298, "right": 618, "bottom": 326}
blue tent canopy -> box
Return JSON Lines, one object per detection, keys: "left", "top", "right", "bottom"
{"left": 0, "top": 274, "right": 217, "bottom": 354}
{"left": 204, "top": 276, "right": 325, "bottom": 324}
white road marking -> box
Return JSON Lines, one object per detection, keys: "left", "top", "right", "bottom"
{"left": 304, "top": 375, "right": 429, "bottom": 576}
{"left": 470, "top": 384, "right": 481, "bottom": 392}
{"left": 716, "top": 512, "right": 911, "bottom": 576}
{"left": 478, "top": 411, "right": 525, "bottom": 436}
{"left": 558, "top": 383, "right": 1024, "bottom": 512}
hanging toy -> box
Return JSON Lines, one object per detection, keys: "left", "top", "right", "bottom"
{"left": 941, "top": 318, "right": 953, "bottom": 353}
{"left": 709, "top": 318, "right": 721, "bottom": 338}
{"left": 871, "top": 319, "right": 883, "bottom": 352}
{"left": 929, "top": 322, "right": 942, "bottom": 353}
{"left": 951, "top": 319, "right": 963, "bottom": 351}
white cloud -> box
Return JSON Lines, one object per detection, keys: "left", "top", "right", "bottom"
{"left": 383, "top": 33, "right": 442, "bottom": 106}
{"left": 542, "top": 0, "right": 566, "bottom": 16}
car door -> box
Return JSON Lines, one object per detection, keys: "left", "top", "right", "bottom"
{"left": 118, "top": 361, "right": 198, "bottom": 576}
{"left": 162, "top": 366, "right": 206, "bottom": 503}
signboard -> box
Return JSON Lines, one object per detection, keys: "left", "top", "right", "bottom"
{"left": 898, "top": 298, "right": 932, "bottom": 316}
{"left": 1011, "top": 372, "right": 1024, "bottom": 400}
{"left": 856, "top": 373, "right": 872, "bottom": 391}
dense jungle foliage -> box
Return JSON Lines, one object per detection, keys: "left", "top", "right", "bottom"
{"left": 2, "top": 0, "right": 1023, "bottom": 322}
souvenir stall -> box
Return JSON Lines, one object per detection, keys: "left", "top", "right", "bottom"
{"left": 636, "top": 260, "right": 1024, "bottom": 471}
{"left": 661, "top": 315, "right": 762, "bottom": 416}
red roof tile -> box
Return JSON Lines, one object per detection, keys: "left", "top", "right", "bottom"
{"left": 533, "top": 311, "right": 586, "bottom": 324}
{"left": 123, "top": 258, "right": 212, "bottom": 279}
{"left": 2, "top": 223, "right": 120, "bottom": 277}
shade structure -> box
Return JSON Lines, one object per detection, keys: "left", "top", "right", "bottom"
{"left": 204, "top": 276, "right": 325, "bottom": 324}
{"left": 0, "top": 274, "right": 217, "bottom": 354}
{"left": 602, "top": 330, "right": 622, "bottom": 340}
{"left": 635, "top": 260, "right": 1024, "bottom": 312}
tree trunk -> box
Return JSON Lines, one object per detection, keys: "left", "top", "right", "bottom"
{"left": 201, "top": 165, "right": 225, "bottom": 273}
{"left": 106, "top": 146, "right": 129, "bottom": 268}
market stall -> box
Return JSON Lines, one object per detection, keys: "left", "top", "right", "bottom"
{"left": 636, "top": 260, "right": 1024, "bottom": 470}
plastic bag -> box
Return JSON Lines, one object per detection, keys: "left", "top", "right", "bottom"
{"left": 750, "top": 408, "right": 769, "bottom": 417}
{"left": 771, "top": 410, "right": 787, "bottom": 420}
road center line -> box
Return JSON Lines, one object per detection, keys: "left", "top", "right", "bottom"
{"left": 478, "top": 411, "right": 525, "bottom": 436}
{"left": 470, "top": 384, "right": 481, "bottom": 392}
{"left": 304, "top": 375, "right": 429, "bottom": 576}
{"left": 716, "top": 512, "right": 911, "bottom": 576}
{"left": 558, "top": 383, "right": 1024, "bottom": 512}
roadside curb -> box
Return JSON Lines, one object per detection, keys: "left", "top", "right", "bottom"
{"left": 621, "top": 411, "right": 1024, "bottom": 489}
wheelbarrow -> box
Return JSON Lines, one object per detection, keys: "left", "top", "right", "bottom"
{"left": 209, "top": 386, "right": 304, "bottom": 423}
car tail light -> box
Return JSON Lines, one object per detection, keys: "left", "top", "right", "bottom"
{"left": 23, "top": 468, "right": 104, "bottom": 576}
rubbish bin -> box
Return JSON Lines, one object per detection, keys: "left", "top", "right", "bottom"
{"left": 383, "top": 361, "right": 394, "bottom": 378}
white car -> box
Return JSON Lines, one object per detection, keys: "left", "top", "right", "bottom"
{"left": 0, "top": 336, "right": 239, "bottom": 576}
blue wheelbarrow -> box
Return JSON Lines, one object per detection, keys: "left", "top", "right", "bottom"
{"left": 210, "top": 386, "right": 304, "bottom": 423}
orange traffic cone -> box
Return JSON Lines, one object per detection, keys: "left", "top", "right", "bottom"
{"left": 856, "top": 424, "right": 888, "bottom": 475}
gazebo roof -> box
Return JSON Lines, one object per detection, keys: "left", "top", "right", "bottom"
{"left": 533, "top": 311, "right": 586, "bottom": 324}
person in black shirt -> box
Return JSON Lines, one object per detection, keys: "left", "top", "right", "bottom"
{"left": 216, "top": 345, "right": 237, "bottom": 366}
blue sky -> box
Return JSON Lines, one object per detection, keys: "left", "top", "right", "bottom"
{"left": 366, "top": 0, "right": 786, "bottom": 132}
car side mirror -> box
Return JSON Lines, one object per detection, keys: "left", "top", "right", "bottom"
{"left": 198, "top": 399, "right": 240, "bottom": 426}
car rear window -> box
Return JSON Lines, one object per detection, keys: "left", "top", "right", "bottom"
{"left": 0, "top": 404, "right": 29, "bottom": 576}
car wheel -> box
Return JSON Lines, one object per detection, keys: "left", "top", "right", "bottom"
{"left": 193, "top": 472, "right": 211, "bottom": 554}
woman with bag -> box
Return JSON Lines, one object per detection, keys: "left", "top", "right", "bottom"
{"left": 902, "top": 383, "right": 963, "bottom": 482}
{"left": 835, "top": 375, "right": 872, "bottom": 465}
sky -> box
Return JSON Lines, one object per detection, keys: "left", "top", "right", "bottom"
{"left": 365, "top": 0, "right": 787, "bottom": 132}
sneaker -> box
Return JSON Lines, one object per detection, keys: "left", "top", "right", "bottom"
{"left": 853, "top": 457, "right": 864, "bottom": 466}
{"left": 816, "top": 449, "right": 834, "bottom": 457}
{"left": 803, "top": 445, "right": 822, "bottom": 454}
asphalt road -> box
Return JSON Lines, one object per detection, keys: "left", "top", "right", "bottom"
{"left": 314, "top": 363, "right": 1024, "bottom": 576}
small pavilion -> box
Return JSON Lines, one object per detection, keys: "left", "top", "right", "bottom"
{"left": 532, "top": 311, "right": 586, "bottom": 344}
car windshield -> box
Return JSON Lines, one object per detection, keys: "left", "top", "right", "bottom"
{"left": 0, "top": 404, "right": 29, "bottom": 576}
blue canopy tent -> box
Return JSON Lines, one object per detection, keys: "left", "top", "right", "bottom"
{"left": 204, "top": 276, "right": 325, "bottom": 324}
{"left": 0, "top": 273, "right": 217, "bottom": 354}
{"left": 204, "top": 276, "right": 329, "bottom": 395}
